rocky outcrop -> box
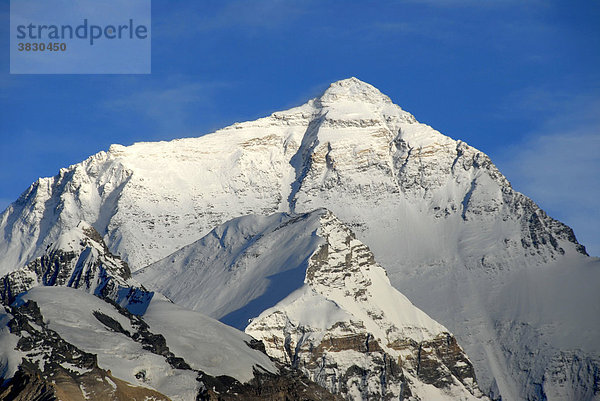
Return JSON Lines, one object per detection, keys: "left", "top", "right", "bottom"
{"left": 0, "top": 222, "right": 152, "bottom": 314}
{"left": 247, "top": 211, "right": 487, "bottom": 401}
{"left": 197, "top": 368, "right": 345, "bottom": 401}
{"left": 388, "top": 333, "right": 479, "bottom": 394}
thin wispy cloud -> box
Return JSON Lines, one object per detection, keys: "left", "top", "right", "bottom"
{"left": 369, "top": 18, "right": 463, "bottom": 43}
{"left": 103, "top": 78, "right": 232, "bottom": 135}
{"left": 506, "top": 87, "right": 600, "bottom": 121}
{"left": 497, "top": 90, "right": 600, "bottom": 256}
{"left": 364, "top": 2, "right": 553, "bottom": 51}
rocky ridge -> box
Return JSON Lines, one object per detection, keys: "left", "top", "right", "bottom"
{"left": 246, "top": 210, "right": 487, "bottom": 401}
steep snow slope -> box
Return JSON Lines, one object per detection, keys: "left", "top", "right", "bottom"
{"left": 0, "top": 77, "right": 596, "bottom": 399}
{"left": 135, "top": 211, "right": 325, "bottom": 327}
{"left": 0, "top": 286, "right": 277, "bottom": 400}
{"left": 395, "top": 246, "right": 600, "bottom": 400}
{"left": 0, "top": 78, "right": 584, "bottom": 274}
{"left": 138, "top": 209, "right": 488, "bottom": 400}
{"left": 0, "top": 108, "right": 308, "bottom": 273}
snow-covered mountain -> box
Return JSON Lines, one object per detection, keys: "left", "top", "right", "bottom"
{"left": 135, "top": 208, "right": 488, "bottom": 400}
{"left": 0, "top": 78, "right": 585, "bottom": 274}
{"left": 0, "top": 77, "right": 598, "bottom": 400}
{"left": 134, "top": 210, "right": 324, "bottom": 328}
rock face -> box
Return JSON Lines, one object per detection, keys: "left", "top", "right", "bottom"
{"left": 198, "top": 368, "right": 345, "bottom": 401}
{"left": 0, "top": 77, "right": 598, "bottom": 399}
{"left": 0, "top": 221, "right": 152, "bottom": 314}
{"left": 0, "top": 78, "right": 584, "bottom": 276}
{"left": 245, "top": 211, "right": 486, "bottom": 401}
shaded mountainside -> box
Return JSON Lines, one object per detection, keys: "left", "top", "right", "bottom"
{"left": 138, "top": 209, "right": 489, "bottom": 401}
{"left": 0, "top": 77, "right": 597, "bottom": 400}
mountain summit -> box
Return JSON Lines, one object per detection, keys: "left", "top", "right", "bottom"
{"left": 0, "top": 78, "right": 584, "bottom": 273}
{"left": 318, "top": 77, "right": 395, "bottom": 104}
{"left": 0, "top": 78, "right": 598, "bottom": 400}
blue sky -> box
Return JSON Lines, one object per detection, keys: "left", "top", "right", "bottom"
{"left": 1, "top": 0, "right": 599, "bottom": 255}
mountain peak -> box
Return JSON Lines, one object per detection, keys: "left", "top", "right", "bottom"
{"left": 318, "top": 77, "right": 393, "bottom": 105}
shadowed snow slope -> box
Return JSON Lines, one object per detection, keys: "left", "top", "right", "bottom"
{"left": 1, "top": 77, "right": 598, "bottom": 400}
{"left": 135, "top": 211, "right": 325, "bottom": 328}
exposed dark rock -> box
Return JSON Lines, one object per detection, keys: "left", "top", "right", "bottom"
{"left": 0, "top": 225, "right": 153, "bottom": 314}
{"left": 198, "top": 367, "right": 345, "bottom": 401}
{"left": 0, "top": 369, "right": 56, "bottom": 401}
{"left": 0, "top": 299, "right": 170, "bottom": 401}
{"left": 93, "top": 310, "right": 130, "bottom": 336}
